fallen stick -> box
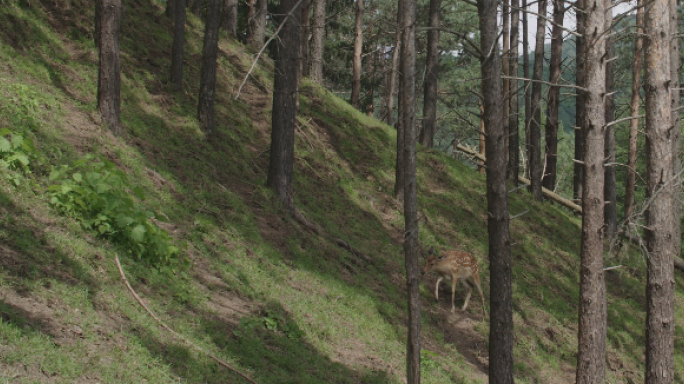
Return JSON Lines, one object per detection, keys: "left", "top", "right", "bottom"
{"left": 115, "top": 255, "right": 258, "bottom": 384}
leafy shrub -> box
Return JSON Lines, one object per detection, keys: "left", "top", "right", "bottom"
{"left": 0, "top": 129, "right": 37, "bottom": 185}
{"left": 47, "top": 155, "right": 186, "bottom": 268}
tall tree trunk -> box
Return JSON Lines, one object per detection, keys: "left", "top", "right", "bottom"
{"left": 624, "top": 0, "right": 643, "bottom": 219}
{"left": 351, "top": 0, "right": 364, "bottom": 109}
{"left": 309, "top": 0, "right": 326, "bottom": 83}
{"left": 669, "top": 0, "right": 681, "bottom": 286}
{"left": 97, "top": 0, "right": 122, "bottom": 136}
{"left": 419, "top": 0, "right": 441, "bottom": 148}
{"left": 197, "top": 0, "right": 221, "bottom": 134}
{"left": 393, "top": 0, "right": 405, "bottom": 200}
{"left": 188, "top": 0, "right": 202, "bottom": 16}
{"left": 603, "top": 1, "right": 617, "bottom": 239}
{"left": 95, "top": 0, "right": 102, "bottom": 47}
{"left": 477, "top": 0, "right": 513, "bottom": 380}
{"left": 479, "top": 105, "right": 486, "bottom": 174}
{"left": 522, "top": 0, "right": 531, "bottom": 178}
{"left": 222, "top": 0, "right": 238, "bottom": 37}
{"left": 170, "top": 0, "right": 187, "bottom": 92}
{"left": 398, "top": 0, "right": 420, "bottom": 381}
{"left": 245, "top": 0, "right": 256, "bottom": 45}
{"left": 165, "top": 0, "right": 174, "bottom": 18}
{"left": 644, "top": 0, "right": 676, "bottom": 381}
{"left": 502, "top": 0, "right": 510, "bottom": 165}
{"left": 385, "top": 25, "right": 401, "bottom": 126}
{"left": 528, "top": 0, "right": 546, "bottom": 200}
{"left": 508, "top": 0, "right": 519, "bottom": 184}
{"left": 575, "top": 0, "right": 607, "bottom": 381}
{"left": 249, "top": 0, "right": 268, "bottom": 50}
{"left": 267, "top": 0, "right": 301, "bottom": 210}
{"left": 299, "top": 0, "right": 312, "bottom": 78}
{"left": 542, "top": 0, "right": 565, "bottom": 191}
{"left": 574, "top": 0, "right": 585, "bottom": 201}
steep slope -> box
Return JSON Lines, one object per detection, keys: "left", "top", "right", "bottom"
{"left": 0, "top": 1, "right": 682, "bottom": 383}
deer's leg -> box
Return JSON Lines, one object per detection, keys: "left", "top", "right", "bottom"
{"left": 450, "top": 276, "right": 458, "bottom": 313}
{"left": 434, "top": 277, "right": 443, "bottom": 300}
{"left": 460, "top": 278, "right": 473, "bottom": 311}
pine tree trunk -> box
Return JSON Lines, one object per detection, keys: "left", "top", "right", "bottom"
{"left": 245, "top": 0, "right": 256, "bottom": 45}
{"left": 477, "top": 0, "right": 513, "bottom": 379}
{"left": 351, "top": 0, "right": 364, "bottom": 109}
{"left": 502, "top": 0, "right": 510, "bottom": 165}
{"left": 267, "top": 0, "right": 300, "bottom": 210}
{"left": 250, "top": 0, "right": 268, "bottom": 50}
{"left": 575, "top": 0, "right": 607, "bottom": 381}
{"left": 528, "top": 0, "right": 546, "bottom": 200}
{"left": 669, "top": 0, "right": 681, "bottom": 286}
{"left": 393, "top": 0, "right": 405, "bottom": 200}
{"left": 97, "top": 0, "right": 122, "bottom": 136}
{"left": 624, "top": 0, "right": 643, "bottom": 219}
{"left": 222, "top": 0, "right": 238, "bottom": 37}
{"left": 398, "top": 0, "right": 420, "bottom": 380}
{"left": 508, "top": 0, "right": 519, "bottom": 184}
{"left": 170, "top": 0, "right": 187, "bottom": 92}
{"left": 542, "top": 0, "right": 564, "bottom": 191}
{"left": 299, "top": 0, "right": 312, "bottom": 78}
{"left": 644, "top": 0, "right": 676, "bottom": 380}
{"left": 419, "top": 0, "right": 441, "bottom": 148}
{"left": 309, "top": 0, "right": 326, "bottom": 83}
{"left": 603, "top": 0, "right": 617, "bottom": 239}
{"left": 522, "top": 0, "right": 531, "bottom": 178}
{"left": 385, "top": 24, "right": 401, "bottom": 126}
{"left": 197, "top": 0, "right": 221, "bottom": 134}
{"left": 574, "top": 0, "right": 585, "bottom": 201}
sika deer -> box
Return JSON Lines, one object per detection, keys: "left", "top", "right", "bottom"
{"left": 422, "top": 246, "right": 486, "bottom": 317}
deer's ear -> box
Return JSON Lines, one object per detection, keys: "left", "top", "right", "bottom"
{"left": 428, "top": 246, "right": 434, "bottom": 256}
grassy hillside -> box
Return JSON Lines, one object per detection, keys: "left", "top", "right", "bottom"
{"left": 0, "top": 1, "right": 682, "bottom": 383}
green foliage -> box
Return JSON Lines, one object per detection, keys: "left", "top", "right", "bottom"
{"left": 0, "top": 129, "right": 37, "bottom": 185}
{"left": 233, "top": 310, "right": 303, "bottom": 340}
{"left": 47, "top": 155, "right": 185, "bottom": 268}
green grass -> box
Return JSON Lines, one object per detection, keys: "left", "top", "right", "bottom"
{"left": 0, "top": 0, "right": 682, "bottom": 383}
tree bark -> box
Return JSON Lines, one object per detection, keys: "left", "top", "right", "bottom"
{"left": 528, "top": 0, "right": 546, "bottom": 201}
{"left": 669, "top": 0, "right": 681, "bottom": 294}
{"left": 245, "top": 0, "right": 256, "bottom": 45}
{"left": 502, "top": 0, "right": 510, "bottom": 165}
{"left": 309, "top": 0, "right": 326, "bottom": 83}
{"left": 643, "top": 0, "right": 676, "bottom": 381}
{"left": 398, "top": 0, "right": 420, "bottom": 381}
{"left": 419, "top": 0, "right": 441, "bottom": 148}
{"left": 522, "top": 0, "right": 531, "bottom": 178}
{"left": 385, "top": 23, "right": 401, "bottom": 127}
{"left": 197, "top": 0, "right": 221, "bottom": 134}
{"left": 267, "top": 0, "right": 301, "bottom": 210}
{"left": 393, "top": 0, "right": 405, "bottom": 200}
{"left": 542, "top": 0, "right": 565, "bottom": 192}
{"left": 222, "top": 0, "right": 238, "bottom": 37}
{"left": 299, "top": 0, "right": 312, "bottom": 78}
{"left": 603, "top": 0, "right": 617, "bottom": 239}
{"left": 508, "top": 0, "right": 519, "bottom": 184}
{"left": 574, "top": 0, "right": 585, "bottom": 201}
{"left": 188, "top": 0, "right": 202, "bottom": 16}
{"left": 351, "top": 0, "right": 364, "bottom": 109}
{"left": 477, "top": 0, "right": 513, "bottom": 380}
{"left": 170, "top": 0, "right": 187, "bottom": 92}
{"left": 97, "top": 0, "right": 122, "bottom": 136}
{"left": 624, "top": 0, "right": 643, "bottom": 219}
{"left": 249, "top": 0, "right": 268, "bottom": 50}
{"left": 575, "top": 0, "right": 607, "bottom": 381}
